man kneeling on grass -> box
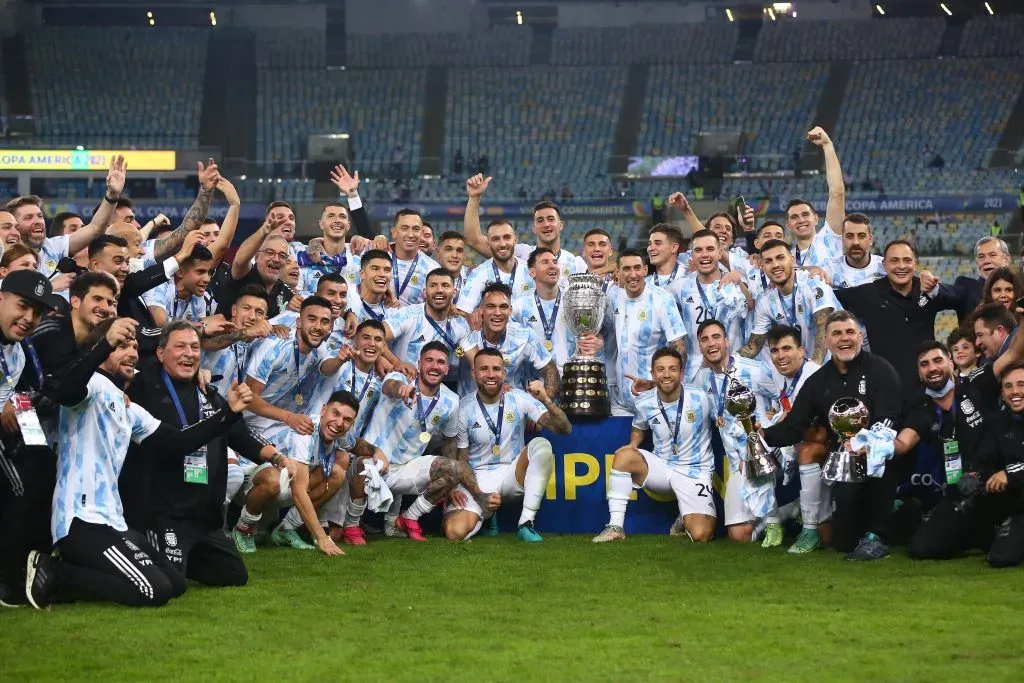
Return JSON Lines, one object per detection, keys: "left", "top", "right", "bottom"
{"left": 231, "top": 390, "right": 384, "bottom": 557}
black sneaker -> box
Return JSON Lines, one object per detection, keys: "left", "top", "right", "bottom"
{"left": 844, "top": 535, "right": 889, "bottom": 562}
{"left": 25, "top": 551, "right": 55, "bottom": 610}
{"left": 0, "top": 581, "right": 27, "bottom": 608}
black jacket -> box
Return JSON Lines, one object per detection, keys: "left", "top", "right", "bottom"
{"left": 763, "top": 351, "right": 902, "bottom": 451}
{"left": 901, "top": 379, "right": 986, "bottom": 471}
{"left": 949, "top": 275, "right": 984, "bottom": 325}
{"left": 835, "top": 277, "right": 960, "bottom": 396}
{"left": 119, "top": 360, "right": 269, "bottom": 532}
{"left": 974, "top": 407, "right": 1024, "bottom": 509}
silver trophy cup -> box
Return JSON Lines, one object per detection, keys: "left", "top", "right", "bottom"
{"left": 560, "top": 274, "right": 610, "bottom": 417}
{"left": 822, "top": 398, "right": 870, "bottom": 483}
{"left": 725, "top": 375, "right": 780, "bottom": 479}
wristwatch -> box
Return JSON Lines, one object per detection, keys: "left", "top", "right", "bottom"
{"left": 103, "top": 193, "right": 118, "bottom": 204}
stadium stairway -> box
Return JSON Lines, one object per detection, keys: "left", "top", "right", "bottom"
{"left": 419, "top": 66, "right": 447, "bottom": 176}
{"left": 608, "top": 63, "right": 648, "bottom": 175}
{"left": 530, "top": 27, "right": 553, "bottom": 66}
{"left": 733, "top": 19, "right": 762, "bottom": 62}
{"left": 989, "top": 85, "right": 1024, "bottom": 168}
{"left": 0, "top": 33, "right": 31, "bottom": 116}
{"left": 200, "top": 28, "right": 257, "bottom": 162}
{"left": 799, "top": 60, "right": 850, "bottom": 173}
{"left": 938, "top": 16, "right": 967, "bottom": 58}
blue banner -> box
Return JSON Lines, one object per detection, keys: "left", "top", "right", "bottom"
{"left": 367, "top": 201, "right": 649, "bottom": 221}
{"left": 767, "top": 193, "right": 1017, "bottom": 214}
{"left": 41, "top": 200, "right": 268, "bottom": 222}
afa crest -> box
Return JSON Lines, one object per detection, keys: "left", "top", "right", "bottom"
{"left": 505, "top": 412, "right": 515, "bottom": 423}
{"left": 685, "top": 410, "right": 697, "bottom": 423}
{"left": 638, "top": 311, "right": 648, "bottom": 321}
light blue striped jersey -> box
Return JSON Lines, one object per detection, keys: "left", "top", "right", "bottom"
{"left": 632, "top": 386, "right": 715, "bottom": 476}
{"left": 244, "top": 334, "right": 328, "bottom": 433}
{"left": 38, "top": 235, "right": 69, "bottom": 278}
{"left": 792, "top": 222, "right": 842, "bottom": 268}
{"left": 390, "top": 251, "right": 441, "bottom": 306}
{"left": 361, "top": 372, "right": 460, "bottom": 467}
{"left": 456, "top": 257, "right": 535, "bottom": 314}
{"left": 674, "top": 274, "right": 748, "bottom": 379}
{"left": 457, "top": 389, "right": 547, "bottom": 472}
{"left": 297, "top": 245, "right": 361, "bottom": 296}
{"left": 513, "top": 243, "right": 587, "bottom": 288}
{"left": 286, "top": 420, "right": 355, "bottom": 472}
{"left": 384, "top": 304, "right": 472, "bottom": 370}
{"left": 270, "top": 312, "right": 348, "bottom": 357}
{"left": 201, "top": 340, "right": 259, "bottom": 397}
{"left": 511, "top": 289, "right": 575, "bottom": 375}
{"left": 456, "top": 322, "right": 552, "bottom": 396}
{"left": 142, "top": 281, "right": 217, "bottom": 322}
{"left": 0, "top": 343, "right": 26, "bottom": 407}
{"left": 822, "top": 254, "right": 885, "bottom": 289}
{"left": 692, "top": 355, "right": 776, "bottom": 472}
{"left": 310, "top": 360, "right": 383, "bottom": 437}
{"left": 606, "top": 284, "right": 687, "bottom": 412}
{"left": 751, "top": 270, "right": 839, "bottom": 362}
{"left": 347, "top": 289, "right": 390, "bottom": 324}
{"left": 52, "top": 373, "right": 161, "bottom": 541}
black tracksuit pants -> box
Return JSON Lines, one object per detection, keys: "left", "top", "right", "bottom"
{"left": 831, "top": 464, "right": 901, "bottom": 552}
{"left": 145, "top": 516, "right": 247, "bottom": 588}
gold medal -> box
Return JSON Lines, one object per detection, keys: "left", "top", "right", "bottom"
{"left": 715, "top": 415, "right": 725, "bottom": 428}
{"left": 543, "top": 340, "right": 553, "bottom": 352}
{"left": 418, "top": 431, "right": 431, "bottom": 444}
{"left": 295, "top": 394, "right": 305, "bottom": 406}
{"left": 502, "top": 355, "right": 511, "bottom": 367}
{"left": 491, "top": 444, "right": 501, "bottom": 456}
{"left": 455, "top": 346, "right": 465, "bottom": 358}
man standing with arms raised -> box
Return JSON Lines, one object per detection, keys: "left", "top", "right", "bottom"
{"left": 784, "top": 128, "right": 846, "bottom": 268}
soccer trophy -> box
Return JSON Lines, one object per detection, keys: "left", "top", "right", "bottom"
{"left": 724, "top": 375, "right": 780, "bottom": 479}
{"left": 560, "top": 274, "right": 610, "bottom": 417}
{"left": 822, "top": 397, "right": 870, "bottom": 483}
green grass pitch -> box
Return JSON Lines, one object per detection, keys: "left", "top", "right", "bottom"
{"left": 2, "top": 536, "right": 1023, "bottom": 682}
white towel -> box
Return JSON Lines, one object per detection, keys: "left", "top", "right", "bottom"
{"left": 361, "top": 458, "right": 394, "bottom": 513}
{"left": 851, "top": 422, "right": 897, "bottom": 478}
{"left": 742, "top": 473, "right": 775, "bottom": 520}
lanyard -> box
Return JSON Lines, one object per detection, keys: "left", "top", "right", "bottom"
{"left": 695, "top": 279, "right": 718, "bottom": 321}
{"left": 657, "top": 393, "right": 684, "bottom": 451}
{"left": 292, "top": 342, "right": 319, "bottom": 400}
{"left": 362, "top": 298, "right": 386, "bottom": 322}
{"left": 534, "top": 290, "right": 562, "bottom": 342}
{"left": 776, "top": 285, "right": 798, "bottom": 327}
{"left": 708, "top": 369, "right": 729, "bottom": 419}
{"left": 318, "top": 435, "right": 336, "bottom": 478}
{"left": 477, "top": 393, "right": 505, "bottom": 449}
{"left": 350, "top": 365, "right": 375, "bottom": 402}
{"left": 0, "top": 345, "right": 17, "bottom": 389}
{"left": 393, "top": 253, "right": 420, "bottom": 298}
{"left": 234, "top": 342, "right": 250, "bottom": 383}
{"left": 454, "top": 273, "right": 464, "bottom": 304}
{"left": 780, "top": 361, "right": 805, "bottom": 404}
{"left": 160, "top": 370, "right": 203, "bottom": 427}
{"left": 426, "top": 314, "right": 456, "bottom": 352}
{"left": 416, "top": 390, "right": 440, "bottom": 433}
{"left": 935, "top": 397, "right": 958, "bottom": 441}
{"left": 794, "top": 245, "right": 805, "bottom": 266}
{"left": 759, "top": 271, "right": 768, "bottom": 291}
{"left": 655, "top": 263, "right": 679, "bottom": 287}
{"left": 23, "top": 339, "right": 43, "bottom": 387}
{"left": 482, "top": 331, "right": 506, "bottom": 351}
{"left": 491, "top": 260, "right": 517, "bottom": 288}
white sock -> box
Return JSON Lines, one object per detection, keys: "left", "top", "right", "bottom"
{"left": 225, "top": 464, "right": 243, "bottom": 506}
{"left": 280, "top": 506, "right": 303, "bottom": 530}
{"left": 385, "top": 498, "right": 402, "bottom": 524}
{"left": 518, "top": 438, "right": 555, "bottom": 526}
{"left": 607, "top": 469, "right": 633, "bottom": 528}
{"left": 344, "top": 497, "right": 367, "bottom": 528}
{"left": 799, "top": 464, "right": 822, "bottom": 529}
{"left": 404, "top": 495, "right": 434, "bottom": 521}
{"left": 236, "top": 506, "right": 261, "bottom": 534}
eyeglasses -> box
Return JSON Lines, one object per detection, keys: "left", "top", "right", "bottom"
{"left": 261, "top": 249, "right": 289, "bottom": 261}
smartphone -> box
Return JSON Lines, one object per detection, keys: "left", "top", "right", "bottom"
{"left": 736, "top": 196, "right": 747, "bottom": 213}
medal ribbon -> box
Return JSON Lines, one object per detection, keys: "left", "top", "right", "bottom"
{"left": 292, "top": 342, "right": 320, "bottom": 402}
{"left": 695, "top": 279, "right": 718, "bottom": 322}
{"left": 350, "top": 366, "right": 376, "bottom": 403}
{"left": 393, "top": 252, "right": 420, "bottom": 299}
{"left": 657, "top": 393, "right": 684, "bottom": 452}
{"left": 426, "top": 314, "right": 456, "bottom": 352}
{"left": 416, "top": 390, "right": 440, "bottom": 435}
{"left": 534, "top": 290, "right": 562, "bottom": 344}
{"left": 491, "top": 260, "right": 517, "bottom": 288}
{"left": 477, "top": 393, "right": 505, "bottom": 454}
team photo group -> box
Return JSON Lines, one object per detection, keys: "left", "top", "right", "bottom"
{"left": 1, "top": 124, "right": 1022, "bottom": 613}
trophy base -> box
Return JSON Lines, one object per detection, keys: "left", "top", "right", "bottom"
{"left": 822, "top": 449, "right": 867, "bottom": 483}
{"left": 560, "top": 358, "right": 610, "bottom": 418}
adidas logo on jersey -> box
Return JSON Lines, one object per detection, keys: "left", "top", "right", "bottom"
{"left": 528, "top": 315, "right": 538, "bottom": 322}
{"left": 414, "top": 335, "right": 426, "bottom": 342}
{"left": 775, "top": 313, "right": 784, "bottom": 320}
{"left": 650, "top": 417, "right": 661, "bottom": 425}
{"left": 685, "top": 296, "right": 694, "bottom": 303}
{"left": 471, "top": 421, "right": 482, "bottom": 429}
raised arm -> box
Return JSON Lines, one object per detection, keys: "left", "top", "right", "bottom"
{"left": 739, "top": 332, "right": 767, "bottom": 359}
{"left": 68, "top": 155, "right": 127, "bottom": 254}
{"left": 810, "top": 308, "right": 833, "bottom": 365}
{"left": 463, "top": 175, "right": 493, "bottom": 257}
{"left": 153, "top": 160, "right": 220, "bottom": 262}
{"left": 539, "top": 360, "right": 561, "bottom": 402}
{"left": 528, "top": 381, "right": 572, "bottom": 435}
{"left": 209, "top": 178, "right": 241, "bottom": 265}
{"left": 667, "top": 192, "right": 705, "bottom": 235}
{"left": 231, "top": 219, "right": 274, "bottom": 280}
{"left": 806, "top": 127, "right": 845, "bottom": 236}
{"left": 330, "top": 165, "right": 374, "bottom": 240}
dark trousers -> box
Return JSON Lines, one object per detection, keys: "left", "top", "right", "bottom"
{"left": 832, "top": 464, "right": 900, "bottom": 552}
{"left": 0, "top": 444, "right": 56, "bottom": 585}
{"left": 987, "top": 513, "right": 1024, "bottom": 568}
{"left": 145, "top": 517, "right": 247, "bottom": 588}
{"left": 908, "top": 497, "right": 998, "bottom": 559}
{"left": 54, "top": 519, "right": 187, "bottom": 607}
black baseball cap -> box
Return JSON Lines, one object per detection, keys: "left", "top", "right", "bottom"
{"left": 1, "top": 270, "right": 62, "bottom": 310}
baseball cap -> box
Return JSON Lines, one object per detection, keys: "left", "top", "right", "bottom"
{"left": 1, "top": 270, "right": 62, "bottom": 310}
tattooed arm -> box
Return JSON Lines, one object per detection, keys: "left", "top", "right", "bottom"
{"left": 529, "top": 383, "right": 572, "bottom": 435}
{"left": 669, "top": 338, "right": 688, "bottom": 369}
{"left": 153, "top": 160, "right": 220, "bottom": 261}
{"left": 540, "top": 360, "right": 561, "bottom": 402}
{"left": 739, "top": 333, "right": 766, "bottom": 359}
{"left": 629, "top": 427, "right": 647, "bottom": 449}
{"left": 811, "top": 308, "right": 833, "bottom": 365}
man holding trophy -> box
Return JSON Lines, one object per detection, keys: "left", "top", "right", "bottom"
{"left": 760, "top": 311, "right": 903, "bottom": 561}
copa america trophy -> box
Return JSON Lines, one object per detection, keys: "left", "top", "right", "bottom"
{"left": 560, "top": 274, "right": 610, "bottom": 417}
{"left": 822, "top": 397, "right": 870, "bottom": 483}
{"left": 724, "top": 375, "right": 780, "bottom": 479}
